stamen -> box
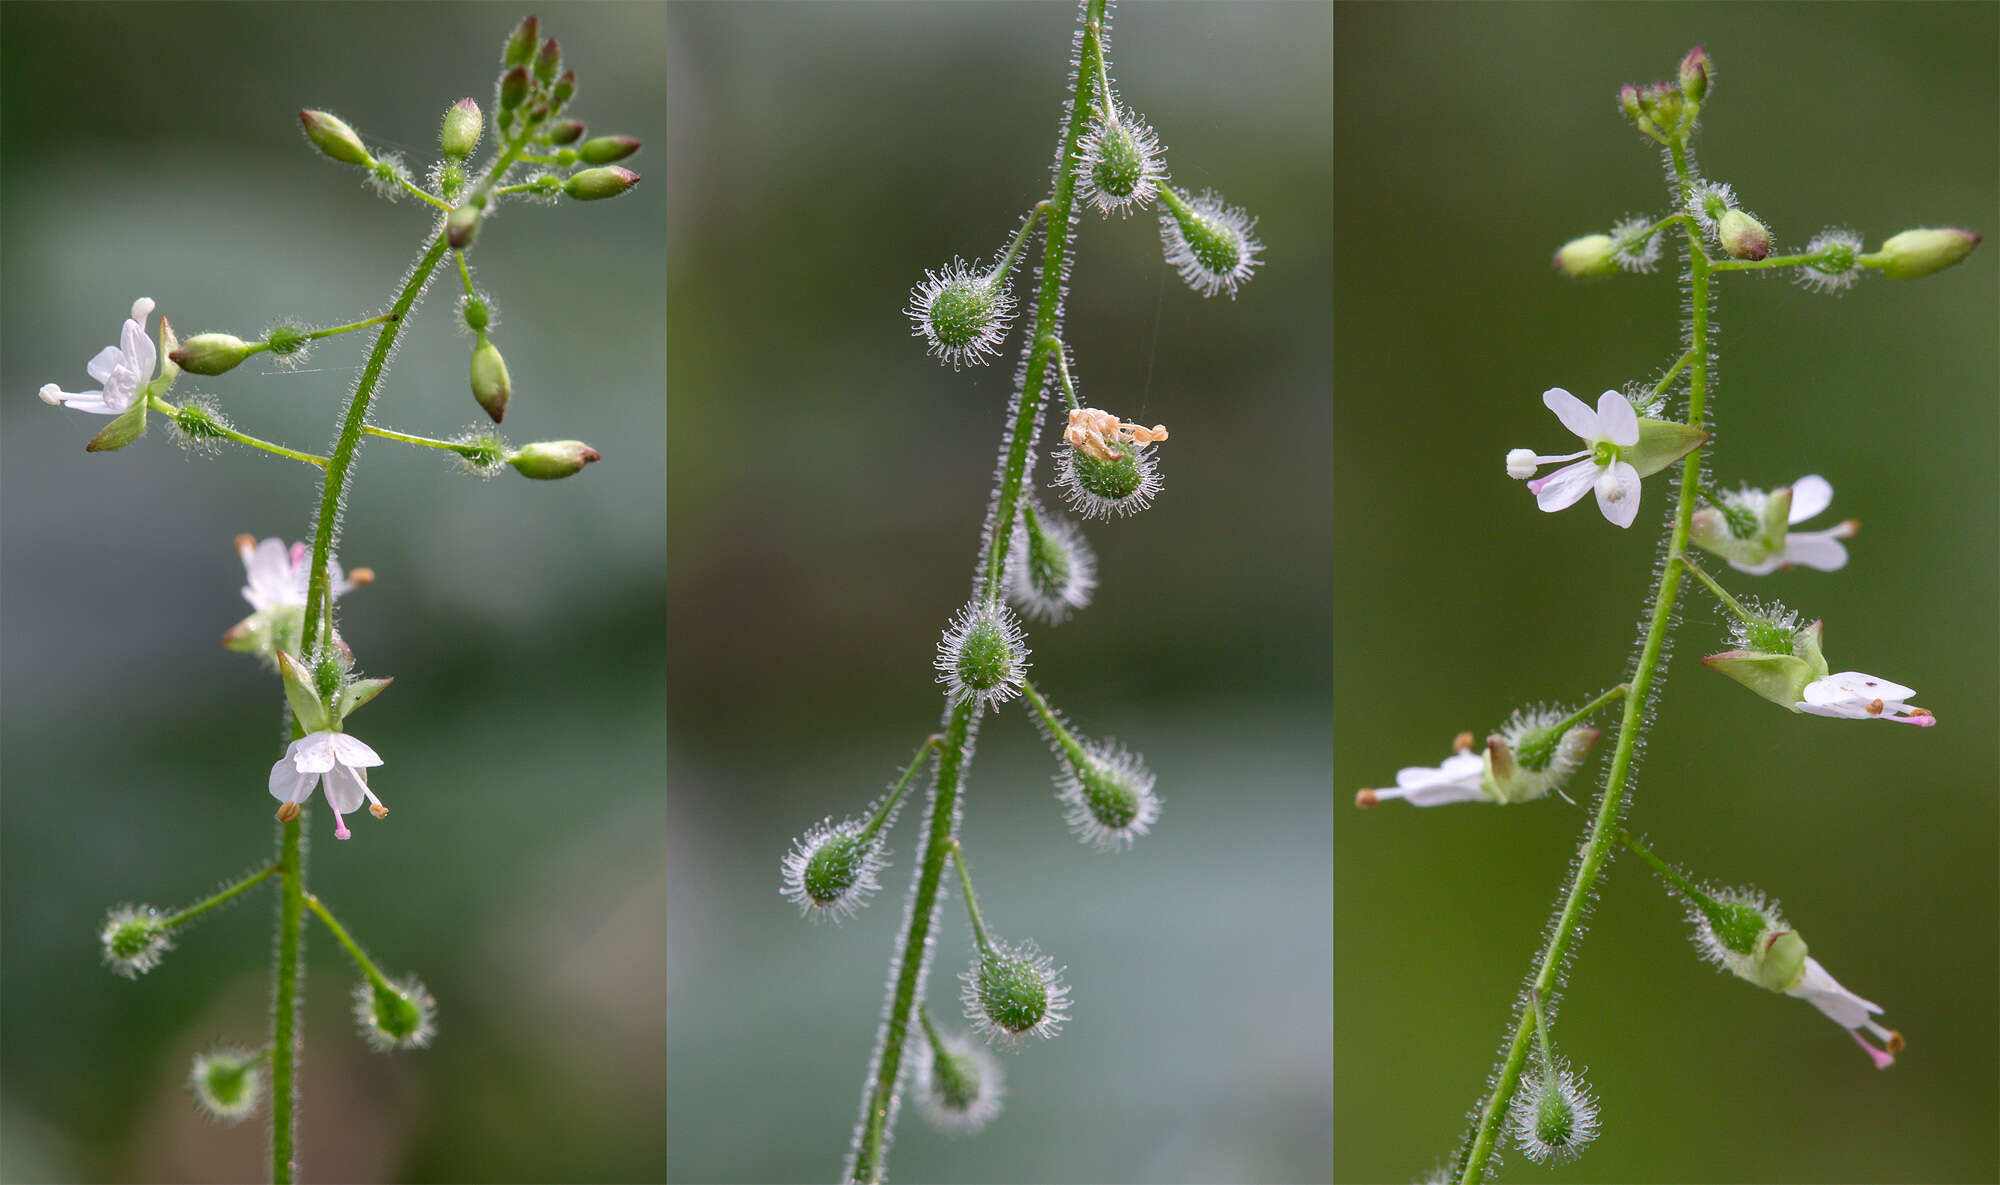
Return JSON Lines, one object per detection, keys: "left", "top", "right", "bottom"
{"left": 348, "top": 568, "right": 376, "bottom": 586}
{"left": 1452, "top": 731, "right": 1475, "bottom": 753}
{"left": 1354, "top": 789, "right": 1379, "bottom": 808}
{"left": 369, "top": 803, "right": 389, "bottom": 819}
{"left": 276, "top": 802, "right": 301, "bottom": 823}
{"left": 1865, "top": 698, "right": 1884, "bottom": 715}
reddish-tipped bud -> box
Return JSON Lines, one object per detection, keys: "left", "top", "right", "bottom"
{"left": 534, "top": 38, "right": 561, "bottom": 86}
{"left": 470, "top": 337, "right": 511, "bottom": 421}
{"left": 1618, "top": 83, "right": 1644, "bottom": 122}
{"left": 577, "top": 135, "right": 641, "bottom": 165}
{"left": 507, "top": 440, "right": 600, "bottom": 480}
{"left": 441, "top": 97, "right": 482, "bottom": 158}
{"left": 551, "top": 69, "right": 576, "bottom": 108}
{"left": 548, "top": 119, "right": 585, "bottom": 145}
{"left": 1678, "top": 46, "right": 1710, "bottom": 104}
{"left": 1718, "top": 209, "right": 1770, "bottom": 261}
{"left": 499, "top": 65, "right": 530, "bottom": 114}
{"left": 1876, "top": 228, "right": 1981, "bottom": 279}
{"left": 447, "top": 202, "right": 482, "bottom": 248}
{"left": 504, "top": 15, "right": 539, "bottom": 68}
{"left": 300, "top": 110, "right": 372, "bottom": 168}
{"left": 170, "top": 332, "right": 254, "bottom": 376}
{"left": 563, "top": 166, "right": 639, "bottom": 201}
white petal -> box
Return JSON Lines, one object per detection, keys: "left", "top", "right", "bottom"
{"left": 1542, "top": 388, "right": 1598, "bottom": 441}
{"left": 1804, "top": 672, "right": 1918, "bottom": 706}
{"left": 322, "top": 763, "right": 371, "bottom": 814}
{"left": 1594, "top": 461, "right": 1642, "bottom": 528}
{"left": 288, "top": 731, "right": 339, "bottom": 774}
{"left": 269, "top": 758, "right": 317, "bottom": 804}
{"left": 1785, "top": 956, "right": 1880, "bottom": 1029}
{"left": 327, "top": 732, "right": 383, "bottom": 768}
{"left": 1788, "top": 475, "right": 1833, "bottom": 523}
{"left": 130, "top": 297, "right": 156, "bottom": 326}
{"left": 1781, "top": 531, "right": 1850, "bottom": 572}
{"left": 85, "top": 346, "right": 124, "bottom": 384}
{"left": 1533, "top": 459, "right": 1597, "bottom": 512}
{"left": 1728, "top": 554, "right": 1788, "bottom": 577}
{"left": 120, "top": 314, "right": 157, "bottom": 380}
{"left": 1595, "top": 390, "right": 1640, "bottom": 447}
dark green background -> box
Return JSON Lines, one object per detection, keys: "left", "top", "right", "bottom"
{"left": 666, "top": 3, "right": 1330, "bottom": 1183}
{"left": 1335, "top": 4, "right": 1997, "bottom": 1184}
{"left": 2, "top": 4, "right": 666, "bottom": 1181}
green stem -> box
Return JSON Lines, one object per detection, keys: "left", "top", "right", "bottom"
{"left": 362, "top": 423, "right": 489, "bottom": 458}
{"left": 396, "top": 177, "right": 453, "bottom": 211}
{"left": 859, "top": 736, "right": 942, "bottom": 841}
{"left": 1548, "top": 683, "right": 1628, "bottom": 737}
{"left": 1527, "top": 988, "right": 1553, "bottom": 1065}
{"left": 947, "top": 840, "right": 994, "bottom": 954}
{"left": 299, "top": 232, "right": 451, "bottom": 655}
{"left": 303, "top": 313, "right": 400, "bottom": 342}
{"left": 1045, "top": 336, "right": 1082, "bottom": 413}
{"left": 160, "top": 864, "right": 279, "bottom": 929}
{"left": 1458, "top": 133, "right": 1714, "bottom": 1185}
{"left": 1677, "top": 555, "right": 1756, "bottom": 622}
{"left": 150, "top": 396, "right": 329, "bottom": 467}
{"left": 271, "top": 815, "right": 304, "bottom": 1184}
{"left": 304, "top": 893, "right": 392, "bottom": 991}
{"left": 1649, "top": 347, "right": 1696, "bottom": 402}
{"left": 1617, "top": 828, "right": 1708, "bottom": 904}
{"left": 1617, "top": 212, "right": 1692, "bottom": 255}
{"left": 990, "top": 201, "right": 1050, "bottom": 283}
{"left": 1020, "top": 678, "right": 1089, "bottom": 768}
{"left": 1711, "top": 249, "right": 1847, "bottom": 272}
{"left": 846, "top": 7, "right": 1105, "bottom": 1182}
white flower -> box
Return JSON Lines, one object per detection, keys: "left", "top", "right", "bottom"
{"left": 1797, "top": 671, "right": 1935, "bottom": 726}
{"left": 1785, "top": 956, "right": 1903, "bottom": 1069}
{"left": 268, "top": 730, "right": 386, "bottom": 840}
{"left": 1508, "top": 389, "right": 1644, "bottom": 528}
{"left": 39, "top": 297, "right": 159, "bottom": 414}
{"left": 239, "top": 535, "right": 358, "bottom": 611}
{"left": 1355, "top": 748, "right": 1488, "bottom": 808}
{"left": 1736, "top": 475, "right": 1856, "bottom": 574}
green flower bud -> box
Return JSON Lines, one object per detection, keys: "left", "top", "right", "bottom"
{"left": 99, "top": 904, "right": 172, "bottom": 977}
{"left": 551, "top": 70, "right": 576, "bottom": 109}
{"left": 1618, "top": 83, "right": 1645, "bottom": 124}
{"left": 533, "top": 37, "right": 561, "bottom": 86}
{"left": 577, "top": 135, "right": 641, "bottom": 165}
{"left": 507, "top": 440, "right": 601, "bottom": 480}
{"left": 1678, "top": 45, "right": 1711, "bottom": 105}
{"left": 503, "top": 14, "right": 539, "bottom": 68}
{"left": 962, "top": 939, "right": 1069, "bottom": 1048}
{"left": 1874, "top": 228, "right": 1981, "bottom": 279}
{"left": 470, "top": 336, "right": 511, "bottom": 422}
{"left": 563, "top": 166, "right": 640, "bottom": 201}
{"left": 1718, "top": 208, "right": 1770, "bottom": 260}
{"left": 547, "top": 119, "right": 585, "bottom": 146}
{"left": 299, "top": 110, "right": 373, "bottom": 168}
{"left": 499, "top": 65, "right": 530, "bottom": 115}
{"left": 169, "top": 332, "right": 254, "bottom": 376}
{"left": 1553, "top": 234, "right": 1617, "bottom": 279}
{"left": 190, "top": 1047, "right": 263, "bottom": 1123}
{"left": 440, "top": 97, "right": 482, "bottom": 158}
{"left": 353, "top": 974, "right": 436, "bottom": 1051}
{"left": 447, "top": 202, "right": 482, "bottom": 248}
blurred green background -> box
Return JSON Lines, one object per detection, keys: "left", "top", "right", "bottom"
{"left": 1, "top": 4, "right": 665, "bottom": 1181}
{"left": 1335, "top": 4, "right": 1996, "bottom": 1184}
{"left": 666, "top": 3, "right": 1329, "bottom": 1183}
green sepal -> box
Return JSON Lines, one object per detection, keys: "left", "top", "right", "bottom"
{"left": 1691, "top": 485, "right": 1791, "bottom": 568}
{"left": 276, "top": 650, "right": 332, "bottom": 734}
{"left": 155, "top": 316, "right": 181, "bottom": 391}
{"left": 1626, "top": 418, "right": 1708, "bottom": 478}
{"left": 337, "top": 676, "right": 393, "bottom": 720}
{"left": 84, "top": 400, "right": 148, "bottom": 453}
{"left": 1757, "top": 930, "right": 1810, "bottom": 992}
{"left": 1701, "top": 620, "right": 1829, "bottom": 710}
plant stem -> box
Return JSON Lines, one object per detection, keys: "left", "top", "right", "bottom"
{"left": 1617, "top": 828, "right": 1707, "bottom": 903}
{"left": 860, "top": 736, "right": 943, "bottom": 841}
{"left": 271, "top": 815, "right": 304, "bottom": 1185}
{"left": 299, "top": 232, "right": 450, "bottom": 656}
{"left": 1457, "top": 137, "right": 1714, "bottom": 1185}
{"left": 1020, "top": 678, "right": 1089, "bottom": 767}
{"left": 304, "top": 893, "right": 391, "bottom": 990}
{"left": 362, "top": 424, "right": 488, "bottom": 458}
{"left": 947, "top": 840, "right": 994, "bottom": 954}
{"left": 160, "top": 864, "right": 279, "bottom": 929}
{"left": 150, "top": 396, "right": 329, "bottom": 467}
{"left": 303, "top": 313, "right": 400, "bottom": 342}
{"left": 1710, "top": 249, "right": 1843, "bottom": 272}
{"left": 396, "top": 177, "right": 453, "bottom": 211}
{"left": 1677, "top": 555, "right": 1756, "bottom": 622}
{"left": 845, "top": 6, "right": 1105, "bottom": 1181}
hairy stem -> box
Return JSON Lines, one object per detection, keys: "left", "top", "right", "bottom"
{"left": 1457, "top": 136, "right": 1713, "bottom": 1185}
{"left": 845, "top": 3, "right": 1106, "bottom": 1180}
{"left": 161, "top": 864, "right": 279, "bottom": 929}
{"left": 271, "top": 815, "right": 304, "bottom": 1184}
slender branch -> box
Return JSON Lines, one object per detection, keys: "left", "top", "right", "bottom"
{"left": 160, "top": 864, "right": 279, "bottom": 929}
{"left": 861, "top": 735, "right": 943, "bottom": 839}
{"left": 151, "top": 396, "right": 329, "bottom": 467}
{"left": 947, "top": 840, "right": 994, "bottom": 954}
{"left": 1020, "top": 678, "right": 1089, "bottom": 767}
{"left": 846, "top": 5, "right": 1105, "bottom": 1181}
{"left": 304, "top": 893, "right": 392, "bottom": 990}
{"left": 304, "top": 313, "right": 400, "bottom": 342}
{"left": 361, "top": 424, "right": 489, "bottom": 458}
{"left": 396, "top": 177, "right": 453, "bottom": 211}
{"left": 1458, "top": 129, "right": 1714, "bottom": 1185}
{"left": 1710, "top": 249, "right": 1846, "bottom": 272}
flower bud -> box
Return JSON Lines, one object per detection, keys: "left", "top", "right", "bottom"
{"left": 498, "top": 65, "right": 530, "bottom": 115}
{"left": 935, "top": 601, "right": 1028, "bottom": 711}
{"left": 169, "top": 332, "right": 254, "bottom": 376}
{"left": 551, "top": 70, "right": 576, "bottom": 109}
{"left": 1641, "top": 81, "right": 1685, "bottom": 131}
{"left": 353, "top": 974, "right": 436, "bottom": 1051}
{"left": 1718, "top": 209, "right": 1770, "bottom": 260}
{"left": 917, "top": 1027, "right": 1005, "bottom": 1133}
{"left": 190, "top": 1047, "right": 263, "bottom": 1123}
{"left": 1618, "top": 83, "right": 1645, "bottom": 123}
{"left": 577, "top": 135, "right": 641, "bottom": 165}
{"left": 1553, "top": 233, "right": 1617, "bottom": 279}
{"left": 780, "top": 817, "right": 888, "bottom": 922}
{"left": 1874, "top": 228, "right": 1981, "bottom": 279}
{"left": 1004, "top": 505, "right": 1097, "bottom": 624}
{"left": 547, "top": 119, "right": 585, "bottom": 146}
{"left": 100, "top": 905, "right": 172, "bottom": 977}
{"left": 507, "top": 440, "right": 601, "bottom": 480}
{"left": 440, "top": 97, "right": 482, "bottom": 158}
{"left": 961, "top": 939, "right": 1070, "bottom": 1048}
{"left": 503, "top": 14, "right": 539, "bottom": 68}
{"left": 447, "top": 202, "right": 482, "bottom": 248}
{"left": 300, "top": 110, "right": 373, "bottom": 168}
{"left": 1678, "top": 45, "right": 1711, "bottom": 105}
{"left": 534, "top": 38, "right": 561, "bottom": 86}
{"left": 1159, "top": 189, "right": 1262, "bottom": 298}
{"left": 562, "top": 166, "right": 640, "bottom": 201}
{"left": 470, "top": 336, "right": 511, "bottom": 421}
